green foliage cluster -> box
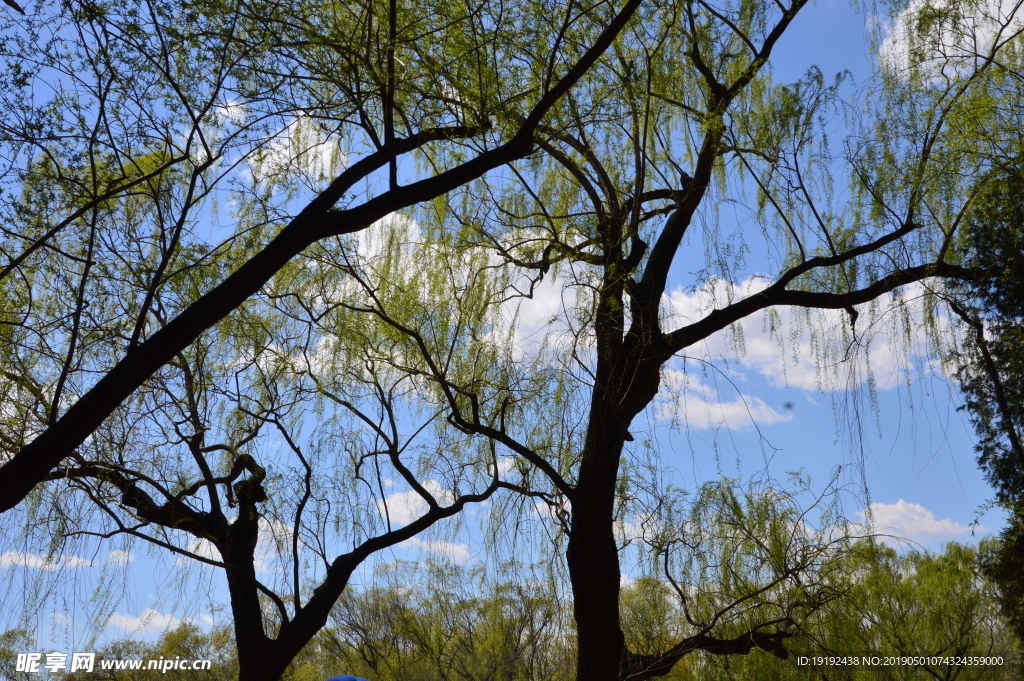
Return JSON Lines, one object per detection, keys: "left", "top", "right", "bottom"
{"left": 792, "top": 541, "right": 1019, "bottom": 681}
{"left": 319, "top": 563, "right": 573, "bottom": 681}
{"left": 62, "top": 623, "right": 238, "bottom": 681}
{"left": 963, "top": 170, "right": 1024, "bottom": 320}
{"left": 958, "top": 167, "right": 1024, "bottom": 500}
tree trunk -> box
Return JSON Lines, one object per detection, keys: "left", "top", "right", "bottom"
{"left": 227, "top": 517, "right": 364, "bottom": 681}
{"left": 223, "top": 511, "right": 281, "bottom": 681}
{"left": 568, "top": 320, "right": 663, "bottom": 680}
{"left": 568, "top": 391, "right": 630, "bottom": 681}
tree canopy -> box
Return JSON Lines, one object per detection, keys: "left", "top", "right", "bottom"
{"left": 951, "top": 163, "right": 1024, "bottom": 643}
{"left": 4, "top": 0, "right": 1024, "bottom": 679}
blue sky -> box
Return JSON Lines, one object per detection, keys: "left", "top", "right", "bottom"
{"left": 1, "top": 0, "right": 1012, "bottom": 655}
{"left": 755, "top": 0, "right": 1006, "bottom": 547}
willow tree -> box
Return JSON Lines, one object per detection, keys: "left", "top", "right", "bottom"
{"left": 1, "top": 0, "right": 645, "bottom": 679}
{"left": 0, "top": 0, "right": 643, "bottom": 507}
{"left": 313, "top": 0, "right": 1024, "bottom": 678}
{"left": 906, "top": 0, "right": 1024, "bottom": 648}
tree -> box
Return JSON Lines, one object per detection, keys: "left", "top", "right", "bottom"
{"left": 36, "top": 540, "right": 1022, "bottom": 680}
{"left": 0, "top": 628, "right": 33, "bottom": 681}
{"left": 951, "top": 163, "right": 1024, "bottom": 643}
{"left": 320, "top": 0, "right": 1022, "bottom": 676}
{"left": 797, "top": 540, "right": 1021, "bottom": 681}
{"left": 873, "top": 0, "right": 1024, "bottom": 653}
{"left": 58, "top": 622, "right": 238, "bottom": 681}
{"left": 320, "top": 561, "right": 574, "bottom": 681}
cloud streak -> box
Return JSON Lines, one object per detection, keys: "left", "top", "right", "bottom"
{"left": 0, "top": 551, "right": 93, "bottom": 570}
{"left": 879, "top": 0, "right": 1024, "bottom": 78}
{"left": 399, "top": 537, "right": 473, "bottom": 563}
{"left": 107, "top": 608, "right": 183, "bottom": 635}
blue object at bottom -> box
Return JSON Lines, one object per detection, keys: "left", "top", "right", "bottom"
{"left": 325, "top": 676, "right": 370, "bottom": 681}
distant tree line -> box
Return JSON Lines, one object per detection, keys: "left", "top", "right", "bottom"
{"left": 2, "top": 541, "right": 1019, "bottom": 681}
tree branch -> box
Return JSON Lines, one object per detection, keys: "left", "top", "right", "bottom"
{"left": 620, "top": 629, "right": 792, "bottom": 680}
{"left": 663, "top": 262, "right": 984, "bottom": 358}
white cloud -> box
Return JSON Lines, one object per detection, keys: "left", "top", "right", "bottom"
{"left": 478, "top": 243, "right": 600, "bottom": 362}
{"left": 179, "top": 538, "right": 220, "bottom": 565}
{"left": 296, "top": 213, "right": 435, "bottom": 380}
{"left": 857, "top": 499, "right": 979, "bottom": 546}
{"left": 501, "top": 273, "right": 581, "bottom": 357}
{"left": 0, "top": 551, "right": 93, "bottom": 570}
{"left": 256, "top": 517, "right": 298, "bottom": 552}
{"left": 615, "top": 519, "right": 643, "bottom": 544}
{"left": 658, "top": 369, "right": 793, "bottom": 429}
{"left": 377, "top": 480, "right": 455, "bottom": 526}
{"left": 878, "top": 0, "right": 1024, "bottom": 78}
{"left": 252, "top": 518, "right": 301, "bottom": 574}
{"left": 399, "top": 537, "right": 473, "bottom": 563}
{"left": 353, "top": 212, "right": 423, "bottom": 264}
{"left": 534, "top": 496, "right": 571, "bottom": 520}
{"left": 107, "top": 608, "right": 183, "bottom": 635}
{"left": 106, "top": 549, "right": 135, "bottom": 566}
{"left": 214, "top": 98, "right": 246, "bottom": 124}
